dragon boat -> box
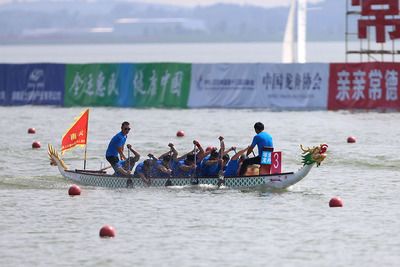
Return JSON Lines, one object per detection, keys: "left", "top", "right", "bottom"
{"left": 48, "top": 143, "right": 328, "bottom": 190}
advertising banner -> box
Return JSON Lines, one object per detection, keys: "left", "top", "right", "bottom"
{"left": 258, "top": 63, "right": 329, "bottom": 108}
{"left": 117, "top": 64, "right": 135, "bottom": 107}
{"left": 132, "top": 63, "right": 191, "bottom": 108}
{"left": 188, "top": 63, "right": 329, "bottom": 109}
{"left": 188, "top": 63, "right": 259, "bottom": 108}
{"left": 328, "top": 63, "right": 400, "bottom": 110}
{"left": 4, "top": 64, "right": 65, "bottom": 106}
{"left": 0, "top": 64, "right": 7, "bottom": 105}
{"left": 64, "top": 64, "right": 120, "bottom": 107}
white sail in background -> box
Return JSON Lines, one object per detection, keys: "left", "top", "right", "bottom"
{"left": 282, "top": 0, "right": 296, "bottom": 63}
{"left": 297, "top": 0, "right": 307, "bottom": 63}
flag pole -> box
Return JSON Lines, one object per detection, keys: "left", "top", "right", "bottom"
{"left": 83, "top": 109, "right": 89, "bottom": 170}
{"left": 84, "top": 146, "right": 87, "bottom": 170}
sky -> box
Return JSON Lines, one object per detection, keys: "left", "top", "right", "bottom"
{"left": 0, "top": 0, "right": 324, "bottom": 8}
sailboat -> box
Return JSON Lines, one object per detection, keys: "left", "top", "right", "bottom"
{"left": 282, "top": 0, "right": 307, "bottom": 63}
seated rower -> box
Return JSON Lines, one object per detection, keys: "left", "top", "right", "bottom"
{"left": 150, "top": 143, "right": 175, "bottom": 178}
{"left": 133, "top": 159, "right": 153, "bottom": 185}
{"left": 200, "top": 137, "right": 224, "bottom": 177}
{"left": 172, "top": 153, "right": 196, "bottom": 178}
{"left": 171, "top": 140, "right": 205, "bottom": 178}
{"left": 224, "top": 146, "right": 249, "bottom": 177}
{"left": 112, "top": 144, "right": 140, "bottom": 176}
{"left": 153, "top": 155, "right": 173, "bottom": 178}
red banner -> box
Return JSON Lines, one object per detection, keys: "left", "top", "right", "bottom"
{"left": 61, "top": 109, "right": 89, "bottom": 154}
{"left": 328, "top": 63, "right": 400, "bottom": 110}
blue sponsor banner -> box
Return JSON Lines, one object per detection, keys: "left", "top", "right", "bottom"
{"left": 0, "top": 64, "right": 7, "bottom": 105}
{"left": 5, "top": 63, "right": 65, "bottom": 106}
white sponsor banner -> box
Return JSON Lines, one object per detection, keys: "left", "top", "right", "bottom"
{"left": 188, "top": 63, "right": 329, "bottom": 109}
{"left": 258, "top": 63, "right": 329, "bottom": 108}
{"left": 188, "top": 63, "right": 259, "bottom": 108}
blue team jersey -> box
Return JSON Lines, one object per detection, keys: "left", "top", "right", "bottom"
{"left": 134, "top": 162, "right": 144, "bottom": 175}
{"left": 224, "top": 159, "right": 240, "bottom": 177}
{"left": 106, "top": 131, "right": 127, "bottom": 157}
{"left": 151, "top": 160, "right": 171, "bottom": 178}
{"left": 172, "top": 160, "right": 194, "bottom": 178}
{"left": 200, "top": 156, "right": 220, "bottom": 177}
{"left": 251, "top": 131, "right": 273, "bottom": 157}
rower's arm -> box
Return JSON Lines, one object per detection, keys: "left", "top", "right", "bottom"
{"left": 232, "top": 146, "right": 249, "bottom": 160}
{"left": 118, "top": 146, "right": 126, "bottom": 160}
{"left": 218, "top": 136, "right": 225, "bottom": 158}
{"left": 157, "top": 164, "right": 172, "bottom": 175}
{"left": 127, "top": 144, "right": 140, "bottom": 162}
{"left": 117, "top": 166, "right": 131, "bottom": 176}
{"left": 246, "top": 145, "right": 255, "bottom": 157}
{"left": 168, "top": 143, "right": 178, "bottom": 161}
{"left": 223, "top": 146, "right": 236, "bottom": 156}
{"left": 158, "top": 150, "right": 171, "bottom": 159}
{"left": 193, "top": 140, "right": 205, "bottom": 161}
{"left": 180, "top": 163, "right": 195, "bottom": 172}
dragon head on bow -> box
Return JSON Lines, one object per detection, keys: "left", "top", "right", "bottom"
{"left": 300, "top": 144, "right": 328, "bottom": 167}
{"left": 48, "top": 144, "right": 68, "bottom": 170}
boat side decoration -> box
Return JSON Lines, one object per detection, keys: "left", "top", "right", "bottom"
{"left": 48, "top": 143, "right": 328, "bottom": 190}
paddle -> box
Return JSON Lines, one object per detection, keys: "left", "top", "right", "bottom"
{"left": 127, "top": 145, "right": 131, "bottom": 172}
{"left": 191, "top": 143, "right": 198, "bottom": 185}
{"left": 217, "top": 136, "right": 225, "bottom": 188}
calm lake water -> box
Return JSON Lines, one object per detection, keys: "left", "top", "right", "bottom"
{"left": 0, "top": 106, "right": 399, "bottom": 267}
{"left": 0, "top": 43, "right": 400, "bottom": 266}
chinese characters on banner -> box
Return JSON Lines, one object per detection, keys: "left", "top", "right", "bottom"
{"left": 61, "top": 109, "right": 89, "bottom": 154}
{"left": 132, "top": 63, "right": 191, "bottom": 108}
{"left": 328, "top": 63, "right": 400, "bottom": 109}
{"left": 352, "top": 0, "right": 400, "bottom": 43}
{"left": 188, "top": 63, "right": 329, "bottom": 109}
{"left": 64, "top": 64, "right": 119, "bottom": 107}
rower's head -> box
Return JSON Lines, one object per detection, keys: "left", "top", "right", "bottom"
{"left": 143, "top": 159, "right": 152, "bottom": 169}
{"left": 254, "top": 122, "right": 264, "bottom": 134}
{"left": 185, "top": 154, "right": 195, "bottom": 164}
{"left": 121, "top": 121, "right": 131, "bottom": 135}
{"left": 210, "top": 149, "right": 219, "bottom": 159}
{"left": 162, "top": 155, "right": 171, "bottom": 165}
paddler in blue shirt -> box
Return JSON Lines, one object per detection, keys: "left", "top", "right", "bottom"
{"left": 133, "top": 159, "right": 153, "bottom": 186}
{"left": 238, "top": 122, "right": 273, "bottom": 176}
{"left": 105, "top": 121, "right": 132, "bottom": 175}
{"left": 224, "top": 146, "right": 249, "bottom": 177}
{"left": 200, "top": 136, "right": 224, "bottom": 177}
{"left": 114, "top": 144, "right": 140, "bottom": 176}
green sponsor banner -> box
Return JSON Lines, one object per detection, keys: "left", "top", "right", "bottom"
{"left": 133, "top": 63, "right": 191, "bottom": 108}
{"left": 64, "top": 64, "right": 119, "bottom": 106}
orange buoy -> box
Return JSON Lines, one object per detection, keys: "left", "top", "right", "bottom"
{"left": 329, "top": 197, "right": 343, "bottom": 207}
{"left": 99, "top": 225, "right": 116, "bottom": 238}
{"left": 32, "top": 141, "right": 41, "bottom": 149}
{"left": 347, "top": 136, "right": 356, "bottom": 143}
{"left": 176, "top": 130, "right": 185, "bottom": 137}
{"left": 68, "top": 184, "right": 81, "bottom": 196}
{"left": 28, "top": 128, "right": 36, "bottom": 134}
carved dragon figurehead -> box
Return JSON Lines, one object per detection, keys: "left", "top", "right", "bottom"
{"left": 48, "top": 144, "right": 68, "bottom": 170}
{"left": 300, "top": 144, "right": 328, "bottom": 167}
